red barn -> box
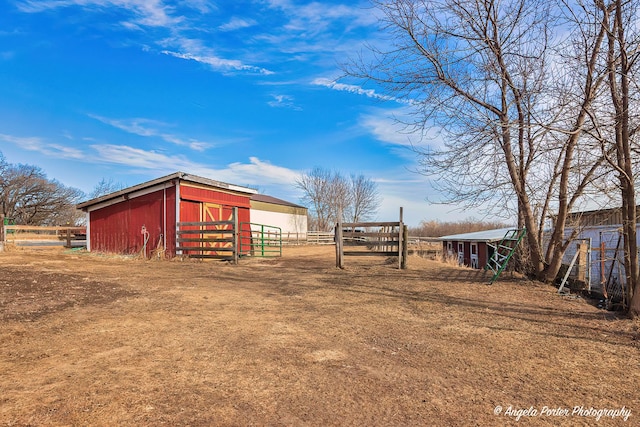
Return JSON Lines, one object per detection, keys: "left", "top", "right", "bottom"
{"left": 77, "top": 172, "right": 256, "bottom": 257}
{"left": 439, "top": 228, "right": 515, "bottom": 269}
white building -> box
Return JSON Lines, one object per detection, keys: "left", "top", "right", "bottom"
{"left": 250, "top": 194, "right": 307, "bottom": 242}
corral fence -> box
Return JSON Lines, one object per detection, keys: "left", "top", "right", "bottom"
{"left": 280, "top": 232, "right": 307, "bottom": 245}
{"left": 1, "top": 225, "right": 87, "bottom": 249}
{"left": 176, "top": 206, "right": 242, "bottom": 263}
{"left": 407, "top": 236, "right": 442, "bottom": 259}
{"left": 241, "top": 223, "right": 282, "bottom": 257}
{"left": 176, "top": 219, "right": 239, "bottom": 262}
{"left": 176, "top": 208, "right": 283, "bottom": 262}
{"left": 304, "top": 231, "right": 442, "bottom": 258}
{"left": 335, "top": 208, "right": 408, "bottom": 269}
{"left": 306, "top": 231, "right": 334, "bottom": 245}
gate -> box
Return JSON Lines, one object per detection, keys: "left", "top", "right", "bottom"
{"left": 176, "top": 207, "right": 239, "bottom": 263}
{"left": 335, "top": 208, "right": 408, "bottom": 269}
{"left": 239, "top": 223, "right": 282, "bottom": 257}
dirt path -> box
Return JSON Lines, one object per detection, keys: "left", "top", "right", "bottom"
{"left": 1, "top": 245, "right": 638, "bottom": 426}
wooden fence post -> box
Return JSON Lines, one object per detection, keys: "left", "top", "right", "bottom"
{"left": 402, "top": 225, "right": 408, "bottom": 269}
{"left": 398, "top": 207, "right": 404, "bottom": 269}
{"left": 0, "top": 213, "right": 4, "bottom": 251}
{"left": 233, "top": 207, "right": 239, "bottom": 265}
{"left": 335, "top": 220, "right": 344, "bottom": 269}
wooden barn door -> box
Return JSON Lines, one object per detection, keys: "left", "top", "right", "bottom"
{"left": 202, "top": 203, "right": 234, "bottom": 255}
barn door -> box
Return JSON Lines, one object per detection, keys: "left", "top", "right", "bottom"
{"left": 202, "top": 203, "right": 234, "bottom": 254}
{"left": 470, "top": 243, "right": 478, "bottom": 269}
{"left": 457, "top": 242, "right": 464, "bottom": 265}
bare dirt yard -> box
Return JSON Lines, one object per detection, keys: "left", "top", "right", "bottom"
{"left": 1, "top": 245, "right": 638, "bottom": 426}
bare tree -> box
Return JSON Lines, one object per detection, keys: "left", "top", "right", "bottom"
{"left": 347, "top": 174, "right": 380, "bottom": 223}
{"left": 0, "top": 153, "right": 84, "bottom": 226}
{"left": 89, "top": 177, "right": 125, "bottom": 199}
{"left": 297, "top": 168, "right": 344, "bottom": 231}
{"left": 296, "top": 168, "right": 380, "bottom": 230}
{"left": 345, "top": 0, "right": 610, "bottom": 282}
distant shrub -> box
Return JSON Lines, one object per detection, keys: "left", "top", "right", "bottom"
{"left": 409, "top": 218, "right": 511, "bottom": 237}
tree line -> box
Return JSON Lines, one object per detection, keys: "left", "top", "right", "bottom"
{"left": 347, "top": 0, "right": 640, "bottom": 316}
{"left": 0, "top": 152, "right": 124, "bottom": 226}
{"left": 410, "top": 219, "right": 511, "bottom": 238}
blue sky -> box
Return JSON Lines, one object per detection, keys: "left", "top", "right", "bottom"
{"left": 0, "top": 0, "right": 474, "bottom": 226}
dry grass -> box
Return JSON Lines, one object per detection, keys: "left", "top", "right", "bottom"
{"left": 0, "top": 245, "right": 638, "bottom": 426}
{"left": 439, "top": 251, "right": 463, "bottom": 267}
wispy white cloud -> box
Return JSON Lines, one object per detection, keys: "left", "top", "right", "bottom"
{"left": 89, "top": 114, "right": 213, "bottom": 151}
{"left": 91, "top": 143, "right": 194, "bottom": 170}
{"left": 358, "top": 111, "right": 429, "bottom": 148}
{"left": 17, "top": 0, "right": 182, "bottom": 28}
{"left": 0, "top": 133, "right": 86, "bottom": 159}
{"left": 156, "top": 34, "right": 275, "bottom": 75}
{"left": 0, "top": 133, "right": 46, "bottom": 150}
{"left": 17, "top": 0, "right": 271, "bottom": 76}
{"left": 245, "top": 1, "right": 379, "bottom": 74}
{"left": 219, "top": 17, "right": 257, "bottom": 32}
{"left": 15, "top": 0, "right": 379, "bottom": 81}
{"left": 267, "top": 94, "right": 302, "bottom": 110}
{"left": 226, "top": 156, "right": 300, "bottom": 184}
{"left": 177, "top": 0, "right": 215, "bottom": 14}
{"left": 162, "top": 49, "right": 274, "bottom": 75}
{"left": 91, "top": 144, "right": 299, "bottom": 186}
{"left": 3, "top": 131, "right": 301, "bottom": 187}
{"left": 265, "top": 0, "right": 377, "bottom": 34}
{"left": 311, "top": 77, "right": 410, "bottom": 104}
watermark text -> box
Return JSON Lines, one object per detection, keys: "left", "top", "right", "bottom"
{"left": 493, "top": 405, "right": 631, "bottom": 422}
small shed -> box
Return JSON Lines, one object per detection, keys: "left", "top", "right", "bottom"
{"left": 77, "top": 172, "right": 257, "bottom": 257}
{"left": 250, "top": 194, "right": 308, "bottom": 242}
{"left": 439, "top": 228, "right": 514, "bottom": 269}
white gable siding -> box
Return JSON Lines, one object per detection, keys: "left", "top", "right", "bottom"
{"left": 250, "top": 209, "right": 307, "bottom": 240}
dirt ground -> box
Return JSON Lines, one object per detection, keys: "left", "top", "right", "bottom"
{"left": 1, "top": 245, "right": 638, "bottom": 426}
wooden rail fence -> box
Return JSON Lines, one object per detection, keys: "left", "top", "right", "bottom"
{"left": 176, "top": 207, "right": 239, "bottom": 263}
{"left": 2, "top": 225, "right": 87, "bottom": 248}
{"left": 306, "top": 231, "right": 334, "bottom": 244}
{"left": 335, "top": 208, "right": 408, "bottom": 269}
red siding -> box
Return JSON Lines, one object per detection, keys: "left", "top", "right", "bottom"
{"left": 180, "top": 185, "right": 251, "bottom": 208}
{"left": 479, "top": 242, "right": 489, "bottom": 269}
{"left": 90, "top": 188, "right": 175, "bottom": 256}
{"left": 180, "top": 200, "right": 201, "bottom": 223}
{"left": 441, "top": 240, "right": 490, "bottom": 269}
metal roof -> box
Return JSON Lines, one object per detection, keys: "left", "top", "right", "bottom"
{"left": 251, "top": 194, "right": 306, "bottom": 209}
{"left": 438, "top": 227, "right": 516, "bottom": 243}
{"left": 77, "top": 171, "right": 258, "bottom": 210}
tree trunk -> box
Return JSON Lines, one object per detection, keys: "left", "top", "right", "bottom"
{"left": 630, "top": 284, "right": 640, "bottom": 317}
{"left": 605, "top": 0, "right": 639, "bottom": 317}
